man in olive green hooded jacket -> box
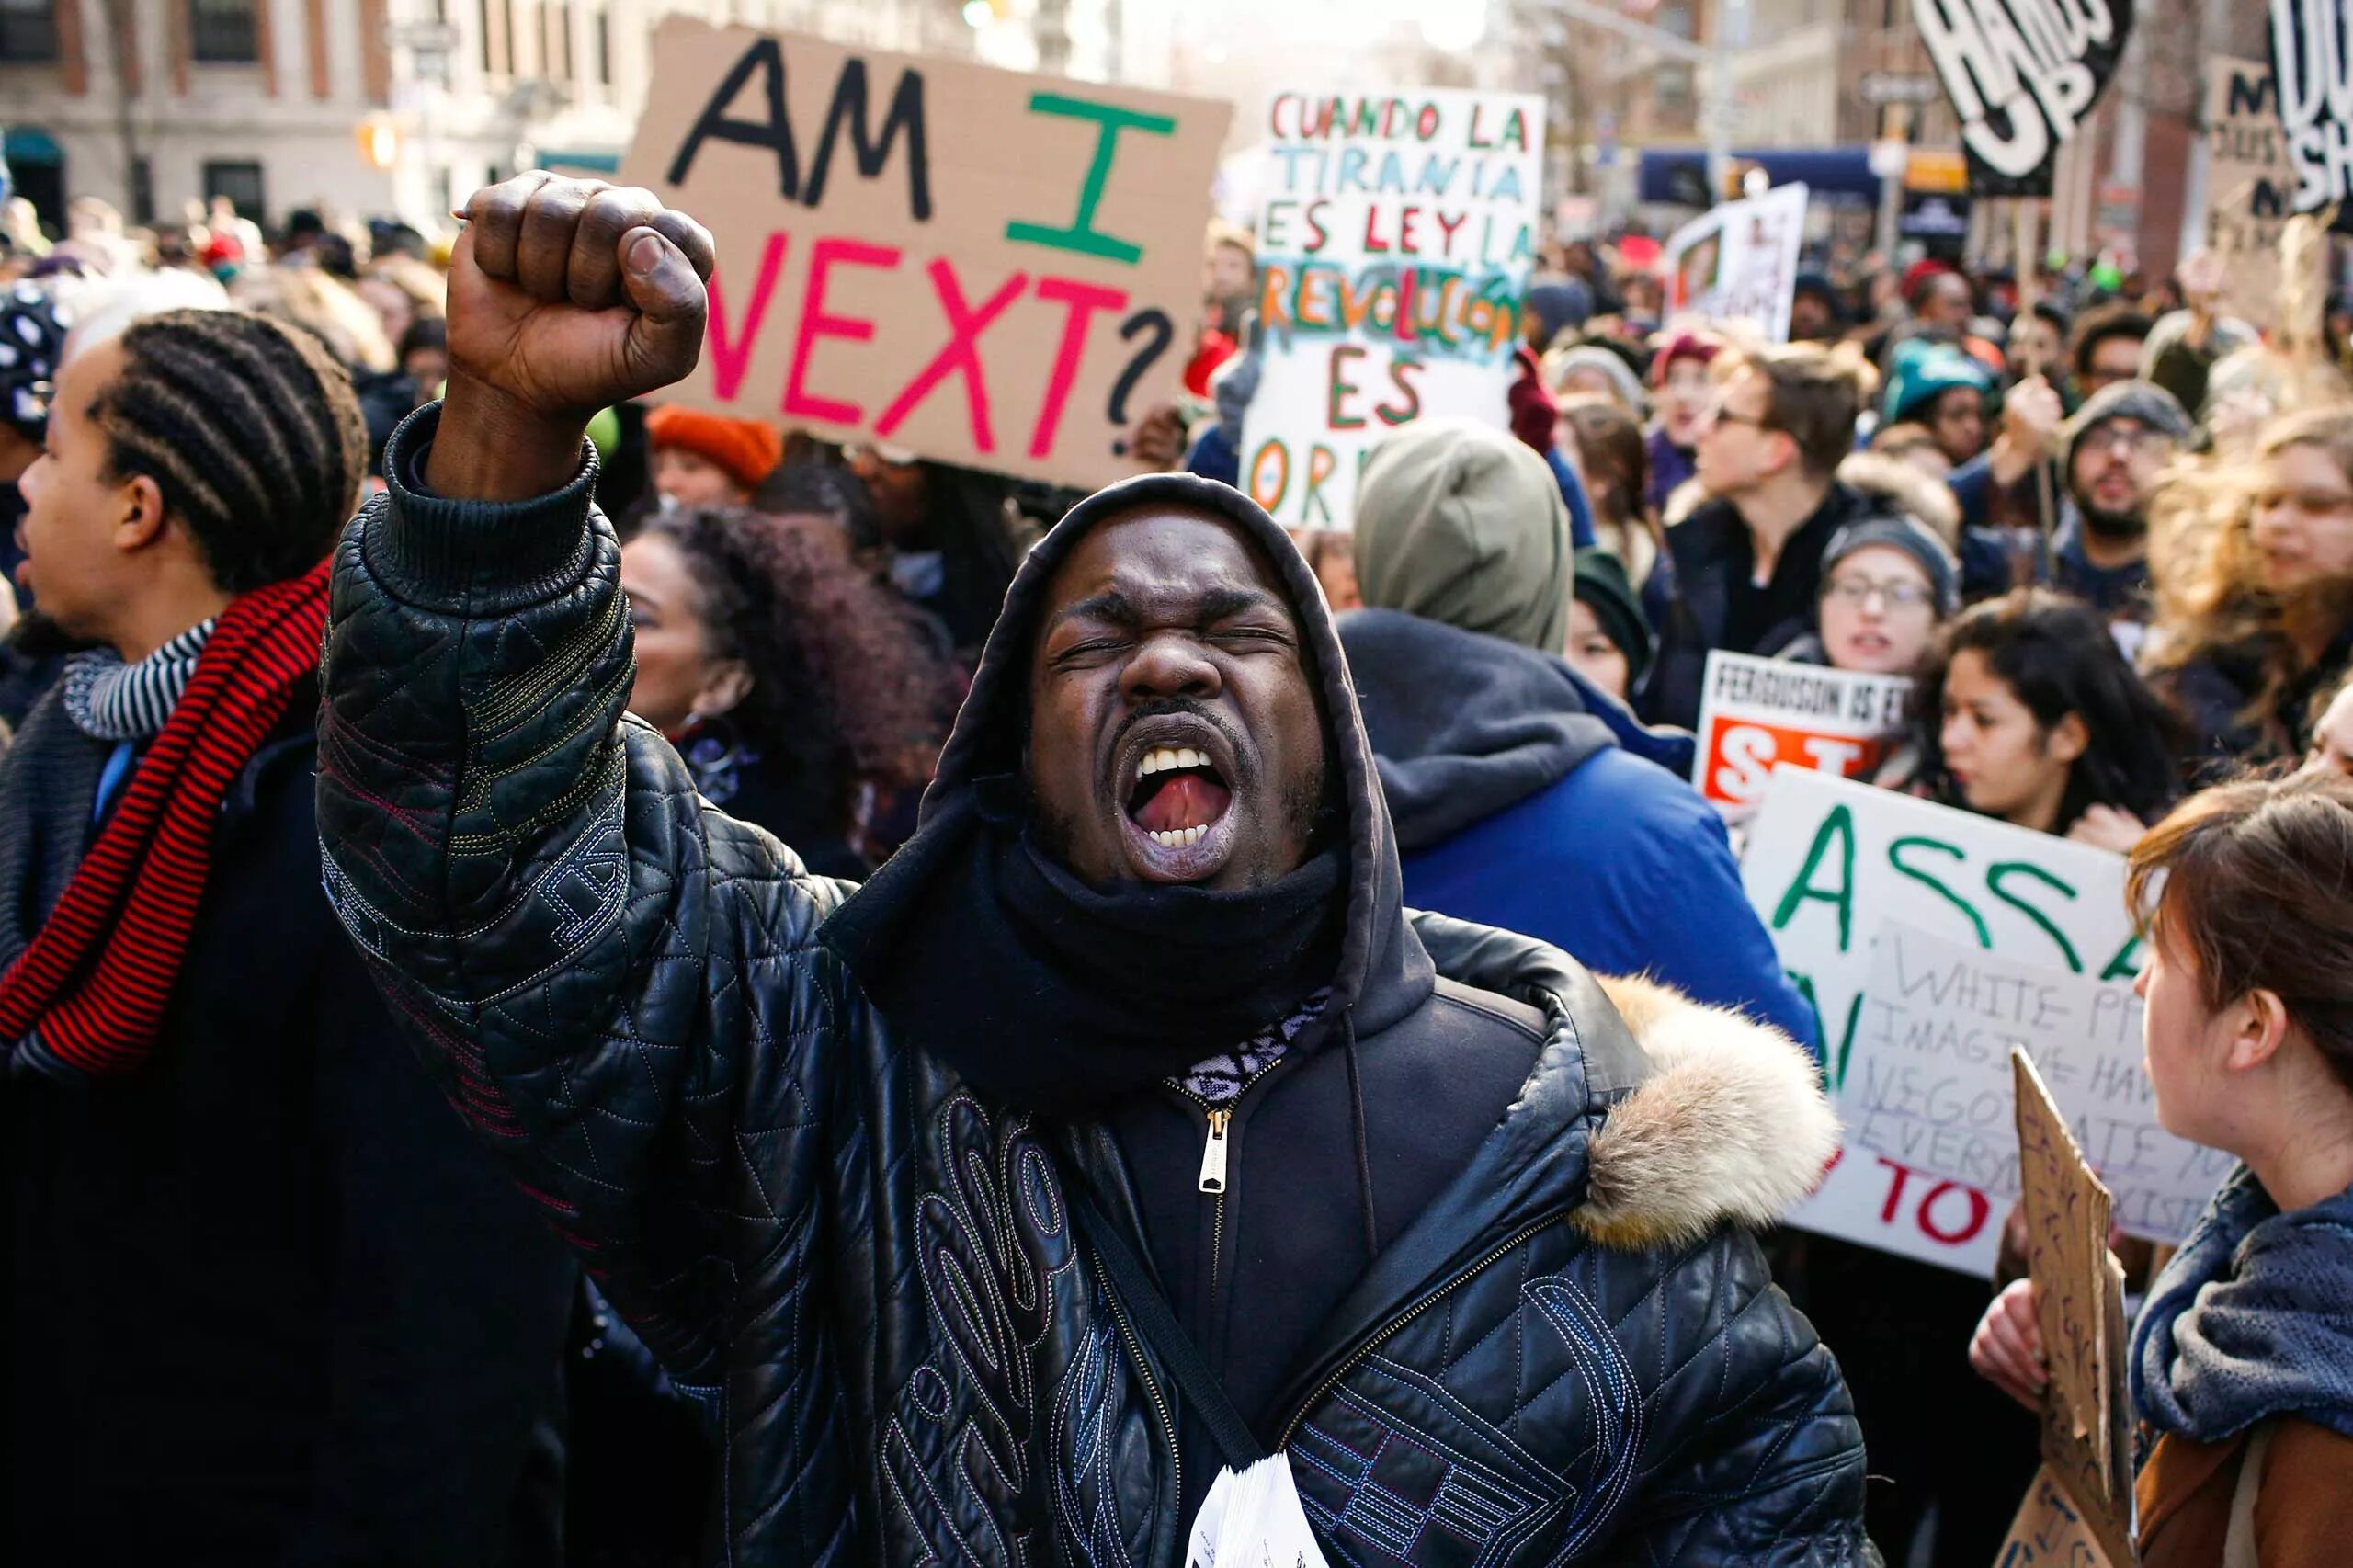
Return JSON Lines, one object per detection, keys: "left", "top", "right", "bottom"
{"left": 1337, "top": 417, "right": 1820, "bottom": 1050}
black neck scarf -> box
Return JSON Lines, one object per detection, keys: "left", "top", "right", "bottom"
{"left": 821, "top": 775, "right": 1345, "bottom": 1116}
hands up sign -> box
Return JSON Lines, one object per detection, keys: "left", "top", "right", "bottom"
{"left": 1910, "top": 0, "right": 2134, "bottom": 196}
{"left": 618, "top": 20, "right": 1230, "bottom": 491}
{"left": 2271, "top": 0, "right": 2353, "bottom": 215}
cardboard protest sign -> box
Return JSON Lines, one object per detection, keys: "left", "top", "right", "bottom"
{"left": 1739, "top": 767, "right": 2142, "bottom": 1275}
{"left": 2203, "top": 58, "right": 2327, "bottom": 335}
{"left": 1242, "top": 88, "right": 1545, "bottom": 528}
{"left": 2272, "top": 0, "right": 2353, "bottom": 214}
{"left": 1910, "top": 0, "right": 2134, "bottom": 197}
{"left": 1995, "top": 1465, "right": 2129, "bottom": 1568}
{"left": 616, "top": 20, "right": 1231, "bottom": 491}
{"left": 1846, "top": 925, "right": 2232, "bottom": 1244}
{"left": 1659, "top": 185, "right": 1808, "bottom": 344}
{"left": 1691, "top": 652, "right": 1911, "bottom": 814}
{"left": 2004, "top": 1051, "right": 2137, "bottom": 1568}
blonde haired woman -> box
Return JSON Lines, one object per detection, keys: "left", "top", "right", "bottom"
{"left": 2147, "top": 407, "right": 2353, "bottom": 771}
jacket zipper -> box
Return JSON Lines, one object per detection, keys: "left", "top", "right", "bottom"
{"left": 1275, "top": 1210, "right": 1569, "bottom": 1449}
{"left": 1090, "top": 1249, "right": 1180, "bottom": 1545}
{"left": 1171, "top": 1056, "right": 1290, "bottom": 1303}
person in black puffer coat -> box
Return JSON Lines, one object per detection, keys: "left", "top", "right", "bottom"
{"left": 317, "top": 175, "right": 1872, "bottom": 1567}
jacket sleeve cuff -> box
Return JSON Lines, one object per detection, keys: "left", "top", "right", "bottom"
{"left": 366, "top": 400, "right": 601, "bottom": 615}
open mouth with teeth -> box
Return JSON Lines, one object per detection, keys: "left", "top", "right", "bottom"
{"left": 1118, "top": 741, "right": 1239, "bottom": 881}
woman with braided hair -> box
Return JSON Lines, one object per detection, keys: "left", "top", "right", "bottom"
{"left": 621, "top": 505, "right": 958, "bottom": 875}
{"left": 3, "top": 306, "right": 574, "bottom": 1564}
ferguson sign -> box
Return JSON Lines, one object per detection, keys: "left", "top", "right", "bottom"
{"left": 1911, "top": 0, "right": 2134, "bottom": 196}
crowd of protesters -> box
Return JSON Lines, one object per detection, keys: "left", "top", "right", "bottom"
{"left": 3, "top": 165, "right": 2353, "bottom": 1568}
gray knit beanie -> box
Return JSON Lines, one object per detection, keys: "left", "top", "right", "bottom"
{"left": 2064, "top": 380, "right": 2194, "bottom": 471}
{"left": 1821, "top": 513, "right": 1960, "bottom": 617}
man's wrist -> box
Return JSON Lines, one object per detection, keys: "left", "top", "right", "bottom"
{"left": 425, "top": 374, "right": 592, "bottom": 502}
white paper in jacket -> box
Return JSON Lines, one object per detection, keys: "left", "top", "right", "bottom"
{"left": 1184, "top": 1454, "right": 1332, "bottom": 1568}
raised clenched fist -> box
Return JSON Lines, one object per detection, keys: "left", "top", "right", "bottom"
{"left": 430, "top": 173, "right": 716, "bottom": 500}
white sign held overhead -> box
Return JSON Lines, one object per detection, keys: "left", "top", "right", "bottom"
{"left": 1242, "top": 89, "right": 1545, "bottom": 529}
{"left": 1660, "top": 184, "right": 1807, "bottom": 344}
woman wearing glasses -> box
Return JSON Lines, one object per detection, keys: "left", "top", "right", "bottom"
{"left": 2148, "top": 407, "right": 2353, "bottom": 773}
{"left": 1782, "top": 512, "right": 1959, "bottom": 676}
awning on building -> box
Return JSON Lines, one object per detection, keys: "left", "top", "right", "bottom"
{"left": 3, "top": 127, "right": 64, "bottom": 166}
{"left": 537, "top": 148, "right": 622, "bottom": 175}
{"left": 1637, "top": 146, "right": 1881, "bottom": 207}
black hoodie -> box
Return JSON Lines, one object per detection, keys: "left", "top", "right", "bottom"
{"left": 825, "top": 472, "right": 1552, "bottom": 1506}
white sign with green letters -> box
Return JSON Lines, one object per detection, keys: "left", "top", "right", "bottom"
{"left": 1740, "top": 767, "right": 2149, "bottom": 1275}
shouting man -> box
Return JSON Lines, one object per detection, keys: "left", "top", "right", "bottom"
{"left": 318, "top": 174, "right": 1867, "bottom": 1565}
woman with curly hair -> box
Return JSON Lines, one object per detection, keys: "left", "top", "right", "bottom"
{"left": 620, "top": 508, "right": 955, "bottom": 876}
{"left": 2147, "top": 407, "right": 2353, "bottom": 771}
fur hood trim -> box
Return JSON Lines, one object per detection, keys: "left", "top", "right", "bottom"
{"left": 1571, "top": 974, "right": 1839, "bottom": 1249}
{"left": 1838, "top": 450, "right": 1962, "bottom": 548}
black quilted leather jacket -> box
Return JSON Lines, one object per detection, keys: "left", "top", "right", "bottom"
{"left": 319, "top": 410, "right": 1870, "bottom": 1566}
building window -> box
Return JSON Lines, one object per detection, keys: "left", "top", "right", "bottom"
{"left": 0, "top": 0, "right": 58, "bottom": 62}
{"left": 189, "top": 0, "right": 260, "bottom": 63}
{"left": 130, "top": 157, "right": 153, "bottom": 223}
{"left": 203, "top": 159, "right": 267, "bottom": 221}
{"left": 592, "top": 7, "right": 609, "bottom": 85}
{"left": 479, "top": 0, "right": 502, "bottom": 74}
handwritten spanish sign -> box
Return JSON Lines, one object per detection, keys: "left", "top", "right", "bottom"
{"left": 2272, "top": 0, "right": 2353, "bottom": 214}
{"left": 1243, "top": 88, "right": 1545, "bottom": 528}
{"left": 2006, "top": 1050, "right": 2137, "bottom": 1568}
{"left": 1847, "top": 925, "right": 2232, "bottom": 1244}
{"left": 1660, "top": 184, "right": 1808, "bottom": 344}
{"left": 617, "top": 20, "right": 1231, "bottom": 490}
{"left": 1739, "top": 767, "right": 2141, "bottom": 1275}
{"left": 1692, "top": 651, "right": 1911, "bottom": 813}
{"left": 1910, "top": 0, "right": 2134, "bottom": 196}
{"left": 2204, "top": 58, "right": 2322, "bottom": 335}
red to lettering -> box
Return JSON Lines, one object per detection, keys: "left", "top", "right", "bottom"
{"left": 1873, "top": 1156, "right": 1992, "bottom": 1245}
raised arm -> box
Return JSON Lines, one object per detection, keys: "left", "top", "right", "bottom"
{"left": 316, "top": 176, "right": 848, "bottom": 1384}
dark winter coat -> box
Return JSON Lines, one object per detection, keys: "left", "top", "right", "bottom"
{"left": 317, "top": 406, "right": 1870, "bottom": 1566}
{"left": 2, "top": 676, "right": 576, "bottom": 1567}
{"left": 1641, "top": 483, "right": 1870, "bottom": 732}
{"left": 2160, "top": 623, "right": 2353, "bottom": 777}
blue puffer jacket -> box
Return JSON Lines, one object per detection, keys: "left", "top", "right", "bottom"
{"left": 316, "top": 407, "right": 1869, "bottom": 1566}
{"left": 1342, "top": 608, "right": 1820, "bottom": 1054}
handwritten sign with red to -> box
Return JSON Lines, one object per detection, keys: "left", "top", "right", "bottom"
{"left": 620, "top": 21, "right": 1231, "bottom": 490}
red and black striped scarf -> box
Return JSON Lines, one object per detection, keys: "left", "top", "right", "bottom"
{"left": 0, "top": 558, "right": 332, "bottom": 1077}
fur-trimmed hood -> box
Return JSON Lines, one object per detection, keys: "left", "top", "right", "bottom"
{"left": 1577, "top": 973, "right": 1837, "bottom": 1246}
{"left": 1407, "top": 911, "right": 1836, "bottom": 1258}
{"left": 1838, "top": 449, "right": 1962, "bottom": 549}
